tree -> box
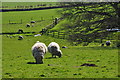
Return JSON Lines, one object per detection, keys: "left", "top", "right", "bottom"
{"left": 60, "top": 2, "right": 120, "bottom": 45}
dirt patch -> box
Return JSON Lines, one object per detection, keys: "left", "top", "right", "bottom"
{"left": 80, "top": 63, "right": 98, "bottom": 67}
{"left": 40, "top": 74, "right": 45, "bottom": 77}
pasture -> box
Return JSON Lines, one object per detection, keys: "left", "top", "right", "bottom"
{"left": 2, "top": 35, "right": 118, "bottom": 78}
{"left": 2, "top": 8, "right": 61, "bottom": 33}
{"left": 1, "top": 2, "right": 58, "bottom": 9}
{"left": 1, "top": 2, "right": 119, "bottom": 79}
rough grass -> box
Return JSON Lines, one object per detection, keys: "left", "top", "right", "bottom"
{"left": 2, "top": 35, "right": 118, "bottom": 78}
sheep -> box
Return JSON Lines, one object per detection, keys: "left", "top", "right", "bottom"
{"left": 34, "top": 34, "right": 41, "bottom": 37}
{"left": 31, "top": 24, "right": 34, "bottom": 27}
{"left": 48, "top": 42, "right": 62, "bottom": 58}
{"left": 101, "top": 43, "right": 104, "bottom": 47}
{"left": 106, "top": 41, "right": 111, "bottom": 46}
{"left": 26, "top": 23, "right": 30, "bottom": 27}
{"left": 62, "top": 46, "right": 68, "bottom": 48}
{"left": 31, "top": 41, "right": 47, "bottom": 64}
{"left": 18, "top": 35, "right": 24, "bottom": 40}
{"left": 31, "top": 21, "right": 36, "bottom": 23}
{"left": 18, "top": 29, "right": 23, "bottom": 33}
{"left": 39, "top": 28, "right": 47, "bottom": 35}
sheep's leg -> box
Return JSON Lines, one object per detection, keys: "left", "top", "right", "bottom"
{"left": 55, "top": 55, "right": 56, "bottom": 58}
{"left": 52, "top": 54, "right": 56, "bottom": 58}
{"left": 35, "top": 57, "right": 43, "bottom": 64}
{"left": 52, "top": 54, "right": 54, "bottom": 58}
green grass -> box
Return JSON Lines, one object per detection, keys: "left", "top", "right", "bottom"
{"left": 1, "top": 5, "right": 119, "bottom": 78}
{"left": 50, "top": 19, "right": 74, "bottom": 32}
{"left": 2, "top": 8, "right": 62, "bottom": 33}
{"left": 2, "top": 35, "right": 118, "bottom": 78}
{"left": 2, "top": 2, "right": 59, "bottom": 9}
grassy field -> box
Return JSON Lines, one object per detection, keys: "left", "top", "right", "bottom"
{"left": 2, "top": 34, "right": 118, "bottom": 78}
{"left": 2, "top": 8, "right": 62, "bottom": 33}
{"left": 1, "top": 2, "right": 119, "bottom": 78}
{"left": 1, "top": 2, "right": 59, "bottom": 9}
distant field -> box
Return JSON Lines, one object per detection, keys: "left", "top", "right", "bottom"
{"left": 1, "top": 2, "right": 59, "bottom": 9}
{"left": 2, "top": 8, "right": 62, "bottom": 33}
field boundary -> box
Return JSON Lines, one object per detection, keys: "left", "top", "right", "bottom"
{"left": 0, "top": 32, "right": 36, "bottom": 35}
{"left": 46, "top": 30, "right": 68, "bottom": 39}
{"left": 1, "top": 6, "right": 67, "bottom": 12}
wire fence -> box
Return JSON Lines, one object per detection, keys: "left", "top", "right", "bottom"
{"left": 46, "top": 31, "right": 68, "bottom": 39}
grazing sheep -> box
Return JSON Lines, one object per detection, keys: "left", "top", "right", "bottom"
{"left": 18, "top": 29, "right": 23, "bottom": 33}
{"left": 101, "top": 43, "right": 104, "bottom": 47}
{"left": 62, "top": 46, "right": 68, "bottom": 48}
{"left": 32, "top": 41, "right": 47, "bottom": 64}
{"left": 26, "top": 23, "right": 30, "bottom": 27}
{"left": 48, "top": 42, "right": 62, "bottom": 58}
{"left": 40, "top": 28, "right": 47, "bottom": 35}
{"left": 106, "top": 41, "right": 111, "bottom": 46}
{"left": 34, "top": 34, "right": 41, "bottom": 37}
{"left": 31, "top": 21, "right": 36, "bottom": 23}
{"left": 31, "top": 24, "right": 34, "bottom": 27}
{"left": 18, "top": 35, "right": 24, "bottom": 40}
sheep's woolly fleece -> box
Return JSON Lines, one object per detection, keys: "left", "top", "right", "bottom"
{"left": 31, "top": 41, "right": 47, "bottom": 63}
{"left": 48, "top": 42, "right": 62, "bottom": 57}
{"left": 32, "top": 41, "right": 47, "bottom": 57}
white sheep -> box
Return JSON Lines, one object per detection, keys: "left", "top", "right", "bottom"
{"left": 26, "top": 23, "right": 30, "bottom": 27}
{"left": 18, "top": 29, "right": 23, "bottom": 33}
{"left": 31, "top": 41, "right": 47, "bottom": 64}
{"left": 48, "top": 42, "right": 62, "bottom": 58}
{"left": 31, "top": 21, "right": 36, "bottom": 23}
{"left": 18, "top": 35, "right": 24, "bottom": 40}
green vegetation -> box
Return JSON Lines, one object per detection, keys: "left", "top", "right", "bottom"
{"left": 2, "top": 35, "right": 118, "bottom": 78}
{"left": 1, "top": 2, "right": 59, "bottom": 9}
{"left": 58, "top": 2, "right": 120, "bottom": 44}
{"left": 1, "top": 2, "right": 119, "bottom": 78}
{"left": 50, "top": 19, "right": 74, "bottom": 31}
{"left": 2, "top": 8, "right": 61, "bottom": 33}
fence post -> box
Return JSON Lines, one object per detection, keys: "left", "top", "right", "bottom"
{"left": 58, "top": 31, "right": 59, "bottom": 38}
{"left": 52, "top": 31, "right": 55, "bottom": 37}
{"left": 63, "top": 32, "right": 65, "bottom": 39}
{"left": 47, "top": 31, "right": 49, "bottom": 35}
{"left": 9, "top": 20, "right": 10, "bottom": 24}
{"left": 21, "top": 19, "right": 22, "bottom": 24}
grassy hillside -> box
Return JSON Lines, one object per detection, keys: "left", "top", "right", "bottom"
{"left": 2, "top": 35, "right": 118, "bottom": 78}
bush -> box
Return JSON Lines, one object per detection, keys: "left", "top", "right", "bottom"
{"left": 82, "top": 42, "right": 89, "bottom": 46}
{"left": 115, "top": 41, "right": 120, "bottom": 48}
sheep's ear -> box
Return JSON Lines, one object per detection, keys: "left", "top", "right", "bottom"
{"left": 38, "top": 46, "right": 42, "bottom": 49}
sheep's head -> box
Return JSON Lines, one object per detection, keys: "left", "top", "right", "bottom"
{"left": 51, "top": 46, "right": 57, "bottom": 52}
{"left": 57, "top": 50, "right": 62, "bottom": 58}
{"left": 38, "top": 46, "right": 44, "bottom": 52}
